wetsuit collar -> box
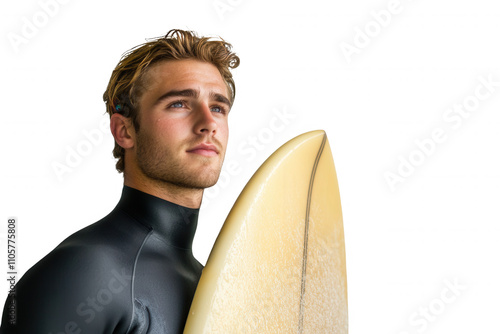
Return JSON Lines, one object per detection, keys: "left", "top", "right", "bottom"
{"left": 117, "top": 185, "right": 199, "bottom": 250}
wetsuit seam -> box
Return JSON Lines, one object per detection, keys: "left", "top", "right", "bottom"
{"left": 125, "top": 229, "right": 153, "bottom": 334}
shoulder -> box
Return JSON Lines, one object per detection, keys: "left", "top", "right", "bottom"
{"left": 3, "top": 211, "right": 151, "bottom": 333}
{"left": 19, "top": 208, "right": 152, "bottom": 295}
{"left": 25, "top": 207, "right": 151, "bottom": 282}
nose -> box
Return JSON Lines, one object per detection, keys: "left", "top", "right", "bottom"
{"left": 194, "top": 103, "right": 217, "bottom": 135}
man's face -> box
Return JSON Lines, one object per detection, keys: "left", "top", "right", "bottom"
{"left": 132, "top": 59, "right": 231, "bottom": 189}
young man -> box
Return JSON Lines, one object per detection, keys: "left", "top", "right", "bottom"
{"left": 0, "top": 29, "right": 240, "bottom": 333}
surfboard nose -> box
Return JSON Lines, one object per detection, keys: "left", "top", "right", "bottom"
{"left": 185, "top": 130, "right": 347, "bottom": 334}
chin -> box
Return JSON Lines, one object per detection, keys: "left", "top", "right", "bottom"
{"left": 169, "top": 170, "right": 221, "bottom": 190}
{"left": 192, "top": 177, "right": 220, "bottom": 189}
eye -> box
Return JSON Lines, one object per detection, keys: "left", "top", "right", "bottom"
{"left": 211, "top": 105, "right": 227, "bottom": 114}
{"left": 168, "top": 100, "right": 186, "bottom": 109}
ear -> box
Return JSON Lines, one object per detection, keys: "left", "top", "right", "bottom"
{"left": 110, "top": 113, "right": 135, "bottom": 149}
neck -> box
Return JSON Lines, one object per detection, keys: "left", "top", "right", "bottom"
{"left": 118, "top": 186, "right": 200, "bottom": 250}
{"left": 124, "top": 174, "right": 203, "bottom": 209}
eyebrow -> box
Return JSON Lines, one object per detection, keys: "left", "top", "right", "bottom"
{"left": 153, "top": 88, "right": 232, "bottom": 108}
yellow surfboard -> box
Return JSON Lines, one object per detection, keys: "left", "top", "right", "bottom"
{"left": 185, "top": 130, "right": 348, "bottom": 333}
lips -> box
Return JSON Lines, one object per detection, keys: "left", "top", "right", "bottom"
{"left": 186, "top": 143, "right": 219, "bottom": 157}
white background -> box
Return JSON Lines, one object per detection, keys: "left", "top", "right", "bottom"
{"left": 1, "top": 0, "right": 499, "bottom": 332}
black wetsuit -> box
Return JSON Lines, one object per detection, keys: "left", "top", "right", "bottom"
{"left": 0, "top": 185, "right": 203, "bottom": 334}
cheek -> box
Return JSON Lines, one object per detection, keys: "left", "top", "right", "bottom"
{"left": 154, "top": 118, "right": 185, "bottom": 141}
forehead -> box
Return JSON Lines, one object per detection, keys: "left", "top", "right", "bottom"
{"left": 140, "top": 59, "right": 227, "bottom": 97}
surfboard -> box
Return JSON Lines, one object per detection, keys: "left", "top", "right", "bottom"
{"left": 184, "top": 130, "right": 348, "bottom": 333}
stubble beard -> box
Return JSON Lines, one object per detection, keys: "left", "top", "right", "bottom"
{"left": 135, "top": 129, "right": 224, "bottom": 190}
